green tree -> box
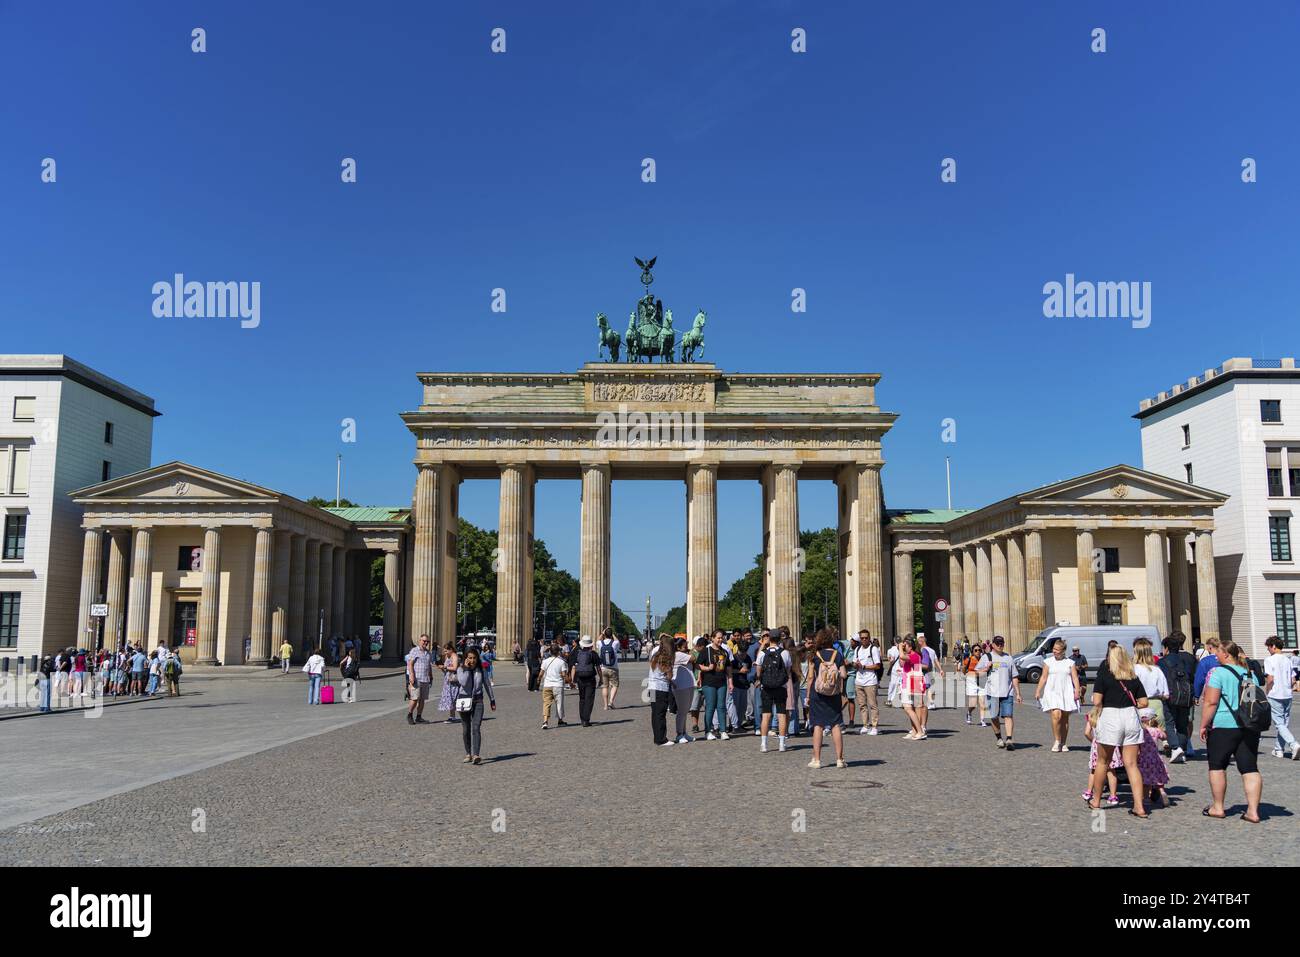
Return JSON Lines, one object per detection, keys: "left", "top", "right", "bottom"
{"left": 306, "top": 496, "right": 360, "bottom": 509}
{"left": 659, "top": 604, "right": 685, "bottom": 635}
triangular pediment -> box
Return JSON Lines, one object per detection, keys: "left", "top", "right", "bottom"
{"left": 1022, "top": 464, "right": 1226, "bottom": 506}
{"left": 71, "top": 462, "right": 280, "bottom": 503}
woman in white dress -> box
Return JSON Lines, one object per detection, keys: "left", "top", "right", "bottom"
{"left": 1035, "top": 639, "right": 1081, "bottom": 752}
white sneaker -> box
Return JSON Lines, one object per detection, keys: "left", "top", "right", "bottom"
{"left": 1051, "top": 742, "right": 1061, "bottom": 753}
{"left": 659, "top": 740, "right": 674, "bottom": 747}
{"left": 965, "top": 715, "right": 972, "bottom": 725}
{"left": 677, "top": 735, "right": 691, "bottom": 744}
{"left": 1290, "top": 744, "right": 1300, "bottom": 761}
{"left": 835, "top": 759, "right": 847, "bottom": 768}
{"left": 1170, "top": 748, "right": 1186, "bottom": 764}
{"left": 706, "top": 732, "right": 717, "bottom": 741}
{"left": 720, "top": 732, "right": 731, "bottom": 740}
{"left": 807, "top": 758, "right": 821, "bottom": 769}
{"left": 778, "top": 736, "right": 788, "bottom": 752}
{"left": 979, "top": 720, "right": 989, "bottom": 728}
{"left": 995, "top": 737, "right": 1005, "bottom": 749}
{"left": 1272, "top": 749, "right": 1285, "bottom": 758}
{"left": 858, "top": 726, "right": 869, "bottom": 735}
{"left": 760, "top": 738, "right": 768, "bottom": 752}
{"left": 754, "top": 728, "right": 761, "bottom": 736}
{"left": 868, "top": 727, "right": 879, "bottom": 736}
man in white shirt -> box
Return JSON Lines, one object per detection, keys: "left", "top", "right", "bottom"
{"left": 976, "top": 636, "right": 1022, "bottom": 750}
{"left": 885, "top": 640, "right": 902, "bottom": 706}
{"left": 852, "top": 630, "right": 882, "bottom": 735}
{"left": 540, "top": 646, "right": 570, "bottom": 729}
{"left": 1263, "top": 636, "right": 1299, "bottom": 759}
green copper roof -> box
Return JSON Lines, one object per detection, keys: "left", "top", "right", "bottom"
{"left": 323, "top": 506, "right": 410, "bottom": 523}
{"left": 886, "top": 508, "right": 973, "bottom": 525}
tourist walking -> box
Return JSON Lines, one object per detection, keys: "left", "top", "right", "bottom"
{"left": 755, "top": 632, "right": 791, "bottom": 753}
{"left": 1263, "top": 636, "right": 1299, "bottom": 759}
{"left": 1158, "top": 632, "right": 1196, "bottom": 763}
{"left": 1200, "top": 641, "right": 1266, "bottom": 821}
{"left": 671, "top": 637, "right": 696, "bottom": 744}
{"left": 897, "top": 638, "right": 926, "bottom": 739}
{"left": 340, "top": 646, "right": 360, "bottom": 703}
{"left": 1132, "top": 637, "right": 1170, "bottom": 740}
{"left": 597, "top": 628, "right": 621, "bottom": 710}
{"left": 851, "top": 631, "right": 881, "bottom": 735}
{"left": 1086, "top": 645, "right": 1150, "bottom": 818}
{"left": 648, "top": 636, "right": 675, "bottom": 746}
{"left": 279, "top": 638, "right": 294, "bottom": 674}
{"left": 917, "top": 633, "right": 942, "bottom": 719}
{"left": 961, "top": 643, "right": 986, "bottom": 726}
{"left": 806, "top": 630, "right": 847, "bottom": 768}
{"left": 977, "top": 636, "right": 1021, "bottom": 750}
{"left": 455, "top": 647, "right": 495, "bottom": 764}
{"left": 1035, "top": 639, "right": 1080, "bottom": 751}
{"left": 698, "top": 631, "right": 732, "bottom": 740}
{"left": 570, "top": 635, "right": 603, "bottom": 726}
{"left": 303, "top": 647, "right": 326, "bottom": 705}
{"left": 539, "top": 642, "right": 569, "bottom": 728}
{"left": 437, "top": 643, "right": 461, "bottom": 724}
{"left": 163, "top": 649, "right": 181, "bottom": 697}
{"left": 405, "top": 635, "right": 434, "bottom": 724}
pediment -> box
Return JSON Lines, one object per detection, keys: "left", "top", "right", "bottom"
{"left": 1024, "top": 465, "right": 1225, "bottom": 506}
{"left": 72, "top": 462, "right": 279, "bottom": 503}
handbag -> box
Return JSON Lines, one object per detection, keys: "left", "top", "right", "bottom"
{"left": 455, "top": 669, "right": 475, "bottom": 713}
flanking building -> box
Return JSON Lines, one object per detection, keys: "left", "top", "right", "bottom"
{"left": 0, "top": 356, "right": 157, "bottom": 660}
{"left": 1137, "top": 356, "right": 1300, "bottom": 654}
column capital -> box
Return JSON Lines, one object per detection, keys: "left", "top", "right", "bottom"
{"left": 686, "top": 462, "right": 719, "bottom": 475}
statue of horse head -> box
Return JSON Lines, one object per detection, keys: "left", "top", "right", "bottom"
{"left": 597, "top": 312, "right": 608, "bottom": 331}
{"left": 693, "top": 310, "right": 707, "bottom": 331}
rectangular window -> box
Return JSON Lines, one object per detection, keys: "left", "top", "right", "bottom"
{"left": 1102, "top": 547, "right": 1120, "bottom": 573}
{"left": 0, "top": 592, "right": 19, "bottom": 649}
{"left": 2, "top": 514, "right": 25, "bottom": 561}
{"left": 1288, "top": 448, "right": 1300, "bottom": 497}
{"left": 1185, "top": 463, "right": 1194, "bottom": 484}
{"left": 177, "top": 545, "right": 203, "bottom": 572}
{"left": 1270, "top": 516, "right": 1292, "bottom": 562}
{"left": 12, "top": 397, "right": 35, "bottom": 421}
{"left": 101, "top": 460, "right": 111, "bottom": 482}
{"left": 104, "top": 422, "right": 114, "bottom": 445}
{"left": 1267, "top": 448, "right": 1284, "bottom": 496}
{"left": 9, "top": 446, "right": 29, "bottom": 495}
{"left": 1261, "top": 399, "right": 1282, "bottom": 423}
{"left": 1181, "top": 424, "right": 1191, "bottom": 447}
{"left": 1274, "top": 594, "right": 1298, "bottom": 648}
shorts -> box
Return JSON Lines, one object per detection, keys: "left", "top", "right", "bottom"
{"left": 600, "top": 667, "right": 619, "bottom": 687}
{"left": 1207, "top": 727, "right": 1261, "bottom": 774}
{"left": 411, "top": 681, "right": 431, "bottom": 702}
{"left": 988, "top": 694, "right": 1015, "bottom": 720}
{"left": 760, "top": 686, "right": 788, "bottom": 714}
{"left": 1094, "top": 707, "right": 1142, "bottom": 747}
{"left": 898, "top": 692, "right": 924, "bottom": 709}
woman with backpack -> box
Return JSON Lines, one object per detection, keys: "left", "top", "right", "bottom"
{"left": 570, "top": 635, "right": 602, "bottom": 727}
{"left": 339, "top": 646, "right": 361, "bottom": 703}
{"left": 455, "top": 647, "right": 496, "bottom": 765}
{"left": 1199, "top": 641, "right": 1265, "bottom": 822}
{"left": 806, "top": 629, "right": 848, "bottom": 769}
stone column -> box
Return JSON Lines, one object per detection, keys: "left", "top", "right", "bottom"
{"left": 318, "top": 543, "right": 335, "bottom": 642}
{"left": 580, "top": 463, "right": 612, "bottom": 641}
{"left": 766, "top": 465, "right": 801, "bottom": 634}
{"left": 991, "top": 537, "right": 1010, "bottom": 639}
{"left": 893, "top": 549, "right": 914, "bottom": 636}
{"left": 76, "top": 528, "right": 103, "bottom": 649}
{"left": 126, "top": 528, "right": 153, "bottom": 648}
{"left": 304, "top": 539, "right": 321, "bottom": 650}
{"left": 383, "top": 549, "right": 402, "bottom": 659}
{"left": 1144, "top": 529, "right": 1171, "bottom": 637}
{"left": 948, "top": 550, "right": 965, "bottom": 644}
{"left": 1025, "top": 529, "right": 1046, "bottom": 635}
{"left": 1076, "top": 528, "right": 1098, "bottom": 625}
{"left": 497, "top": 464, "right": 535, "bottom": 654}
{"left": 105, "top": 529, "right": 130, "bottom": 650}
{"left": 271, "top": 530, "right": 292, "bottom": 661}
{"left": 249, "top": 527, "right": 274, "bottom": 664}
{"left": 686, "top": 464, "right": 718, "bottom": 639}
{"left": 1007, "top": 533, "right": 1027, "bottom": 652}
{"left": 332, "top": 546, "right": 347, "bottom": 645}
{"left": 1168, "top": 531, "right": 1193, "bottom": 636}
{"left": 438, "top": 466, "right": 462, "bottom": 649}
{"left": 288, "top": 533, "right": 306, "bottom": 656}
{"left": 962, "top": 547, "right": 978, "bottom": 641}
{"left": 858, "top": 465, "right": 885, "bottom": 640}
{"left": 410, "top": 464, "right": 441, "bottom": 643}
{"left": 196, "top": 526, "right": 222, "bottom": 664}
{"left": 1194, "top": 529, "right": 1220, "bottom": 642}
{"left": 357, "top": 551, "right": 375, "bottom": 649}
{"left": 976, "top": 542, "right": 993, "bottom": 643}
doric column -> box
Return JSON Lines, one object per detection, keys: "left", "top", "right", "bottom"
{"left": 962, "top": 547, "right": 978, "bottom": 641}
{"left": 76, "top": 528, "right": 103, "bottom": 649}
{"left": 249, "top": 527, "right": 274, "bottom": 664}
{"left": 195, "top": 526, "right": 222, "bottom": 664}
{"left": 304, "top": 539, "right": 321, "bottom": 649}
{"left": 126, "top": 528, "right": 153, "bottom": 648}
{"left": 1144, "top": 529, "right": 1171, "bottom": 637}
{"left": 948, "top": 550, "right": 965, "bottom": 643}
{"left": 580, "top": 463, "right": 612, "bottom": 641}
{"left": 383, "top": 549, "right": 402, "bottom": 659}
{"left": 1168, "top": 531, "right": 1193, "bottom": 636}
{"left": 439, "top": 466, "right": 462, "bottom": 649}
{"left": 762, "top": 464, "right": 801, "bottom": 634}
{"left": 288, "top": 533, "right": 306, "bottom": 656}
{"left": 1025, "top": 529, "right": 1046, "bottom": 635}
{"left": 893, "top": 549, "right": 914, "bottom": 636}
{"left": 976, "top": 542, "right": 993, "bottom": 643}
{"left": 332, "top": 546, "right": 347, "bottom": 644}
{"left": 356, "top": 552, "right": 374, "bottom": 649}
{"left": 1007, "top": 533, "right": 1027, "bottom": 652}
{"left": 686, "top": 464, "right": 718, "bottom": 639}
{"left": 410, "top": 464, "right": 442, "bottom": 642}
{"left": 271, "top": 530, "right": 292, "bottom": 661}
{"left": 105, "top": 529, "right": 130, "bottom": 650}
{"left": 1194, "top": 529, "right": 1220, "bottom": 642}
{"left": 858, "top": 465, "right": 885, "bottom": 640}
{"left": 497, "top": 464, "right": 536, "bottom": 653}
{"left": 1076, "top": 528, "right": 1098, "bottom": 625}
{"left": 318, "top": 543, "right": 335, "bottom": 641}
{"left": 991, "top": 537, "right": 1010, "bottom": 639}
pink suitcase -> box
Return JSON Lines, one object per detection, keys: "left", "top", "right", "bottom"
{"left": 320, "top": 683, "right": 334, "bottom": 704}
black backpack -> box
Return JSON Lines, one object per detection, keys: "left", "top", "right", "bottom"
{"left": 599, "top": 640, "right": 618, "bottom": 669}
{"left": 1166, "top": 653, "right": 1193, "bottom": 709}
{"left": 760, "top": 649, "right": 788, "bottom": 690}
{"left": 1221, "top": 665, "right": 1271, "bottom": 734}
{"left": 575, "top": 649, "right": 599, "bottom": 678}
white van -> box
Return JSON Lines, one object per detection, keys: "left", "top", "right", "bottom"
{"left": 1012, "top": 625, "right": 1160, "bottom": 683}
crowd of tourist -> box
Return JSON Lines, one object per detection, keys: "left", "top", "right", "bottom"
{"left": 33, "top": 644, "right": 184, "bottom": 711}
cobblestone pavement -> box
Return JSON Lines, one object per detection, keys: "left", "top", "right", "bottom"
{"left": 1, "top": 662, "right": 1295, "bottom": 866}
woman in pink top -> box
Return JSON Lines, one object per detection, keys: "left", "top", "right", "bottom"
{"left": 898, "top": 639, "right": 926, "bottom": 740}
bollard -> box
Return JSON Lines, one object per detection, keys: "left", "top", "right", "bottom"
{"left": 1, "top": 657, "right": 8, "bottom": 674}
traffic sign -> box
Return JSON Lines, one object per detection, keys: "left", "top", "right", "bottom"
{"left": 934, "top": 598, "right": 949, "bottom": 612}
{"left": 935, "top": 611, "right": 948, "bottom": 622}
{"left": 90, "top": 604, "right": 108, "bottom": 618}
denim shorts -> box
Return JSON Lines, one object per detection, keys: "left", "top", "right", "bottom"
{"left": 989, "top": 694, "right": 1014, "bottom": 719}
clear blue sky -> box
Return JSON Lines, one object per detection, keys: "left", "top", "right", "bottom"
{"left": 3, "top": 1, "right": 1298, "bottom": 622}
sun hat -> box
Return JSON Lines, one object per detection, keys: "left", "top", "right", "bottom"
{"left": 579, "top": 635, "right": 594, "bottom": 648}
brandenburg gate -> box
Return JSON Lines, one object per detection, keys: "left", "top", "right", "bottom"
{"left": 400, "top": 362, "right": 898, "bottom": 648}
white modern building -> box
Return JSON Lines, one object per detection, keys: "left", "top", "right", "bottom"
{"left": 0, "top": 356, "right": 157, "bottom": 661}
{"left": 1138, "top": 356, "right": 1300, "bottom": 655}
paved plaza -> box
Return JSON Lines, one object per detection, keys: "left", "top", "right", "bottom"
{"left": 0, "top": 662, "right": 1296, "bottom": 866}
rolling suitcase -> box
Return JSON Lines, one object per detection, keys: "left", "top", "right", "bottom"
{"left": 320, "top": 670, "right": 335, "bottom": 704}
